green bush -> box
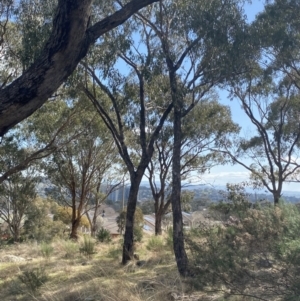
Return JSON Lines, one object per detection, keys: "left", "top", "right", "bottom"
{"left": 107, "top": 245, "right": 122, "bottom": 259}
{"left": 209, "top": 183, "right": 251, "bottom": 220}
{"left": 80, "top": 235, "right": 96, "bottom": 258}
{"left": 61, "top": 240, "right": 79, "bottom": 259}
{"left": 40, "top": 242, "right": 54, "bottom": 259}
{"left": 146, "top": 236, "right": 165, "bottom": 252}
{"left": 96, "top": 228, "right": 111, "bottom": 243}
{"left": 18, "top": 268, "right": 48, "bottom": 295}
{"left": 133, "top": 226, "right": 143, "bottom": 242}
{"left": 186, "top": 201, "right": 300, "bottom": 299}
{"left": 23, "top": 197, "right": 65, "bottom": 242}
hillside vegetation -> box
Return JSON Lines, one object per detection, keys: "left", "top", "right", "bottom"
{"left": 1, "top": 200, "right": 300, "bottom": 301}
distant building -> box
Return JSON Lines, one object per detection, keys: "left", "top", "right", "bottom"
{"left": 107, "top": 185, "right": 130, "bottom": 202}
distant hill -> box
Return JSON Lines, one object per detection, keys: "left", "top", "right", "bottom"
{"left": 36, "top": 179, "right": 300, "bottom": 204}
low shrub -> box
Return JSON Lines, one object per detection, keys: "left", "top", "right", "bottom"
{"left": 80, "top": 235, "right": 96, "bottom": 258}
{"left": 186, "top": 201, "right": 300, "bottom": 300}
{"left": 40, "top": 242, "right": 54, "bottom": 259}
{"left": 18, "top": 267, "right": 48, "bottom": 295}
{"left": 61, "top": 240, "right": 79, "bottom": 259}
{"left": 107, "top": 245, "right": 122, "bottom": 259}
{"left": 96, "top": 228, "right": 111, "bottom": 243}
{"left": 146, "top": 236, "right": 165, "bottom": 252}
{"left": 133, "top": 226, "right": 143, "bottom": 242}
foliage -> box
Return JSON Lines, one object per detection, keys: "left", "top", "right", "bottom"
{"left": 116, "top": 207, "right": 144, "bottom": 234}
{"left": 181, "top": 190, "right": 195, "bottom": 212}
{"left": 116, "top": 207, "right": 144, "bottom": 242}
{"left": 146, "top": 236, "right": 165, "bottom": 252}
{"left": 40, "top": 242, "right": 54, "bottom": 259}
{"left": 18, "top": 267, "right": 48, "bottom": 295}
{"left": 0, "top": 172, "right": 37, "bottom": 241}
{"left": 23, "top": 197, "right": 65, "bottom": 242}
{"left": 53, "top": 206, "right": 90, "bottom": 229}
{"left": 96, "top": 227, "right": 111, "bottom": 243}
{"left": 133, "top": 226, "right": 143, "bottom": 243}
{"left": 80, "top": 235, "right": 96, "bottom": 258}
{"left": 209, "top": 183, "right": 252, "bottom": 220}
{"left": 139, "top": 201, "right": 153, "bottom": 215}
{"left": 60, "top": 240, "right": 79, "bottom": 259}
{"left": 16, "top": 0, "right": 56, "bottom": 69}
{"left": 107, "top": 245, "right": 122, "bottom": 260}
{"left": 186, "top": 201, "right": 300, "bottom": 299}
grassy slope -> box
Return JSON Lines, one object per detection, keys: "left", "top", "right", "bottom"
{"left": 0, "top": 235, "right": 215, "bottom": 301}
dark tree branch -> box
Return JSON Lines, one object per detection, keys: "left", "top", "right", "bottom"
{"left": 0, "top": 0, "right": 159, "bottom": 136}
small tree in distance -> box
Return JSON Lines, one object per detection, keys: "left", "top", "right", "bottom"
{"left": 0, "top": 172, "right": 37, "bottom": 241}
{"left": 116, "top": 207, "right": 144, "bottom": 242}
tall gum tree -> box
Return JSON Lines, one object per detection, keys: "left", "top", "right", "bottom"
{"left": 217, "top": 0, "right": 300, "bottom": 205}
{"left": 137, "top": 0, "right": 251, "bottom": 275}
{"left": 146, "top": 100, "right": 239, "bottom": 235}
{"left": 81, "top": 43, "right": 173, "bottom": 263}
{"left": 220, "top": 74, "right": 300, "bottom": 205}
{"left": 0, "top": 0, "right": 159, "bottom": 136}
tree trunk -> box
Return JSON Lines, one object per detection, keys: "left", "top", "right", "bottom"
{"left": 90, "top": 227, "right": 96, "bottom": 238}
{"left": 70, "top": 218, "right": 81, "bottom": 240}
{"left": 11, "top": 224, "right": 20, "bottom": 242}
{"left": 90, "top": 217, "right": 97, "bottom": 238}
{"left": 0, "top": 0, "right": 159, "bottom": 136}
{"left": 122, "top": 173, "right": 143, "bottom": 264}
{"left": 273, "top": 191, "right": 281, "bottom": 205}
{"left": 171, "top": 105, "right": 189, "bottom": 276}
{"left": 155, "top": 208, "right": 163, "bottom": 235}
{"left": 154, "top": 196, "right": 163, "bottom": 235}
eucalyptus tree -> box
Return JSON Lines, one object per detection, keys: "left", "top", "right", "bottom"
{"left": 0, "top": 1, "right": 23, "bottom": 89}
{"left": 81, "top": 35, "right": 173, "bottom": 262}
{"left": 216, "top": 0, "right": 300, "bottom": 205}
{"left": 0, "top": 0, "right": 160, "bottom": 136}
{"left": 136, "top": 0, "right": 251, "bottom": 275}
{"left": 0, "top": 96, "right": 84, "bottom": 185}
{"left": 250, "top": 0, "right": 300, "bottom": 90}
{"left": 0, "top": 171, "right": 37, "bottom": 241}
{"left": 86, "top": 157, "right": 122, "bottom": 238}
{"left": 147, "top": 100, "right": 239, "bottom": 235}
{"left": 220, "top": 75, "right": 300, "bottom": 205}
{"left": 41, "top": 96, "right": 119, "bottom": 239}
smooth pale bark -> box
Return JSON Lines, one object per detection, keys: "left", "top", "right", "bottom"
{"left": 83, "top": 69, "right": 174, "bottom": 265}
{"left": 0, "top": 0, "right": 159, "bottom": 136}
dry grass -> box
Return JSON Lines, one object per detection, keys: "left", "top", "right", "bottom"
{"left": 1, "top": 232, "right": 280, "bottom": 301}
{"left": 0, "top": 228, "right": 293, "bottom": 301}
{"left": 0, "top": 236, "right": 213, "bottom": 301}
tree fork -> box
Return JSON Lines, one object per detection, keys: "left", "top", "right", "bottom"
{"left": 0, "top": 0, "right": 159, "bottom": 136}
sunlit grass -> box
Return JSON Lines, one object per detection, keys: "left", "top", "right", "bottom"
{"left": 0, "top": 235, "right": 198, "bottom": 301}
